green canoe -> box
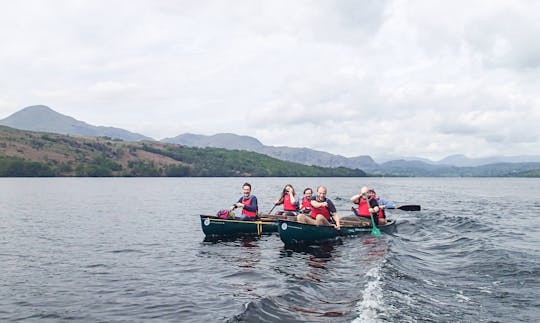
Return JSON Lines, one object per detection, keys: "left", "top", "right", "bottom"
{"left": 277, "top": 219, "right": 397, "bottom": 245}
{"left": 200, "top": 215, "right": 278, "bottom": 237}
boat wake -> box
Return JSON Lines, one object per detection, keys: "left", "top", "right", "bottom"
{"left": 352, "top": 265, "right": 385, "bottom": 322}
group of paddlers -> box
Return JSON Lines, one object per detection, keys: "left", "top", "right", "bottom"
{"left": 230, "top": 182, "right": 393, "bottom": 229}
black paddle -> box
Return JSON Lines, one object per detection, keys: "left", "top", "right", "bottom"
{"left": 267, "top": 204, "right": 278, "bottom": 215}
{"left": 338, "top": 204, "right": 421, "bottom": 213}
{"left": 393, "top": 205, "right": 421, "bottom": 211}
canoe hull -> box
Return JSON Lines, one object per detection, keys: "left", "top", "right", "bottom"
{"left": 277, "top": 219, "right": 396, "bottom": 245}
{"left": 200, "top": 215, "right": 277, "bottom": 237}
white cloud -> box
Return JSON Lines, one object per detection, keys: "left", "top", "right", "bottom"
{"left": 1, "top": 0, "right": 539, "bottom": 160}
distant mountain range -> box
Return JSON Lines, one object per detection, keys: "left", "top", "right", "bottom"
{"left": 435, "top": 154, "right": 540, "bottom": 167}
{"left": 0, "top": 105, "right": 152, "bottom": 141}
{"left": 161, "top": 133, "right": 540, "bottom": 176}
{"left": 2, "top": 105, "right": 540, "bottom": 177}
{"left": 0, "top": 125, "right": 364, "bottom": 177}
{"left": 162, "top": 133, "right": 379, "bottom": 170}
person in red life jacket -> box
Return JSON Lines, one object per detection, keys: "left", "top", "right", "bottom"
{"left": 230, "top": 182, "right": 259, "bottom": 220}
{"left": 274, "top": 184, "right": 299, "bottom": 216}
{"left": 299, "top": 187, "right": 313, "bottom": 214}
{"left": 297, "top": 186, "right": 341, "bottom": 230}
{"left": 367, "top": 189, "right": 387, "bottom": 225}
{"left": 350, "top": 186, "right": 382, "bottom": 225}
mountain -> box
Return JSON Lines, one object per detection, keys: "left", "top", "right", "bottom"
{"left": 436, "top": 154, "right": 540, "bottom": 167}
{"left": 0, "top": 125, "right": 366, "bottom": 177}
{"left": 163, "top": 132, "right": 378, "bottom": 170}
{"left": 376, "top": 159, "right": 457, "bottom": 176}
{"left": 162, "top": 132, "right": 540, "bottom": 176}
{"left": 3, "top": 106, "right": 538, "bottom": 176}
{"left": 0, "top": 105, "right": 153, "bottom": 141}
{"left": 163, "top": 133, "right": 265, "bottom": 150}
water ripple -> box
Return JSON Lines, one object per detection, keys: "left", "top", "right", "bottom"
{"left": 1, "top": 177, "right": 539, "bottom": 322}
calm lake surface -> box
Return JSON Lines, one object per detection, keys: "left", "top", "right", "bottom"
{"left": 1, "top": 177, "right": 539, "bottom": 322}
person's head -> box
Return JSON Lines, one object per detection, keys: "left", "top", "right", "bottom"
{"left": 282, "top": 184, "right": 295, "bottom": 196}
{"left": 242, "top": 182, "right": 252, "bottom": 197}
{"left": 303, "top": 187, "right": 313, "bottom": 198}
{"left": 368, "top": 189, "right": 376, "bottom": 197}
{"left": 360, "top": 186, "right": 369, "bottom": 195}
{"left": 316, "top": 186, "right": 327, "bottom": 201}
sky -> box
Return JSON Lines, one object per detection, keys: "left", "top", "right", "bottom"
{"left": 1, "top": 0, "right": 539, "bottom": 161}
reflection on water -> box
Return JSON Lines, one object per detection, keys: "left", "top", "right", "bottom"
{"left": 361, "top": 237, "right": 389, "bottom": 262}
{"left": 276, "top": 242, "right": 349, "bottom": 318}
{"left": 202, "top": 235, "right": 262, "bottom": 244}
{"left": 280, "top": 242, "right": 339, "bottom": 281}
{"left": 237, "top": 237, "right": 260, "bottom": 269}
{"left": 203, "top": 236, "right": 262, "bottom": 270}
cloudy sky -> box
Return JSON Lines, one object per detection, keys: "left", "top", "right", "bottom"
{"left": 1, "top": 0, "right": 539, "bottom": 161}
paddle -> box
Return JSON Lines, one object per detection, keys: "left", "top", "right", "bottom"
{"left": 339, "top": 204, "right": 421, "bottom": 213}
{"left": 395, "top": 204, "right": 421, "bottom": 211}
{"left": 365, "top": 194, "right": 381, "bottom": 236}
{"left": 267, "top": 203, "right": 278, "bottom": 215}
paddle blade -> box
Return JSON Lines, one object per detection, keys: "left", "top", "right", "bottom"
{"left": 397, "top": 205, "right": 421, "bottom": 211}
{"left": 369, "top": 212, "right": 381, "bottom": 236}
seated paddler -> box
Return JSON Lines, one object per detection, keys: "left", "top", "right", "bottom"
{"left": 297, "top": 186, "right": 340, "bottom": 230}
{"left": 274, "top": 184, "right": 299, "bottom": 216}
{"left": 230, "top": 182, "right": 259, "bottom": 220}
{"left": 348, "top": 186, "right": 385, "bottom": 225}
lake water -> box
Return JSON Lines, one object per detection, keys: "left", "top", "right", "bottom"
{"left": 1, "top": 177, "right": 539, "bottom": 322}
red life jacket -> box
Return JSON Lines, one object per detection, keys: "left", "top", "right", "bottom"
{"left": 357, "top": 196, "right": 384, "bottom": 219}
{"left": 283, "top": 194, "right": 297, "bottom": 211}
{"left": 241, "top": 196, "right": 257, "bottom": 218}
{"left": 374, "top": 197, "right": 385, "bottom": 219}
{"left": 357, "top": 197, "right": 371, "bottom": 217}
{"left": 310, "top": 199, "right": 331, "bottom": 220}
{"left": 301, "top": 197, "right": 311, "bottom": 210}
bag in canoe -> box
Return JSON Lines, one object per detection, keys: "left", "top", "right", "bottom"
{"left": 216, "top": 209, "right": 235, "bottom": 219}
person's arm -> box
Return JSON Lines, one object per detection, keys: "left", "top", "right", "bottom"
{"left": 327, "top": 200, "right": 341, "bottom": 229}
{"left": 332, "top": 212, "right": 341, "bottom": 229}
{"left": 292, "top": 194, "right": 299, "bottom": 206}
{"left": 368, "top": 198, "right": 380, "bottom": 214}
{"left": 288, "top": 191, "right": 297, "bottom": 204}
{"left": 378, "top": 198, "right": 395, "bottom": 209}
{"left": 274, "top": 196, "right": 284, "bottom": 205}
{"left": 231, "top": 197, "right": 242, "bottom": 211}
{"left": 310, "top": 199, "right": 327, "bottom": 208}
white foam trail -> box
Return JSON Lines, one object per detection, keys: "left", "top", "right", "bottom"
{"left": 352, "top": 266, "right": 385, "bottom": 323}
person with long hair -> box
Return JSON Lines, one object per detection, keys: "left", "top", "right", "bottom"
{"left": 274, "top": 184, "right": 299, "bottom": 216}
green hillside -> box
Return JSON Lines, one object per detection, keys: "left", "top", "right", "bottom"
{"left": 511, "top": 168, "right": 540, "bottom": 177}
{"left": 0, "top": 126, "right": 366, "bottom": 177}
